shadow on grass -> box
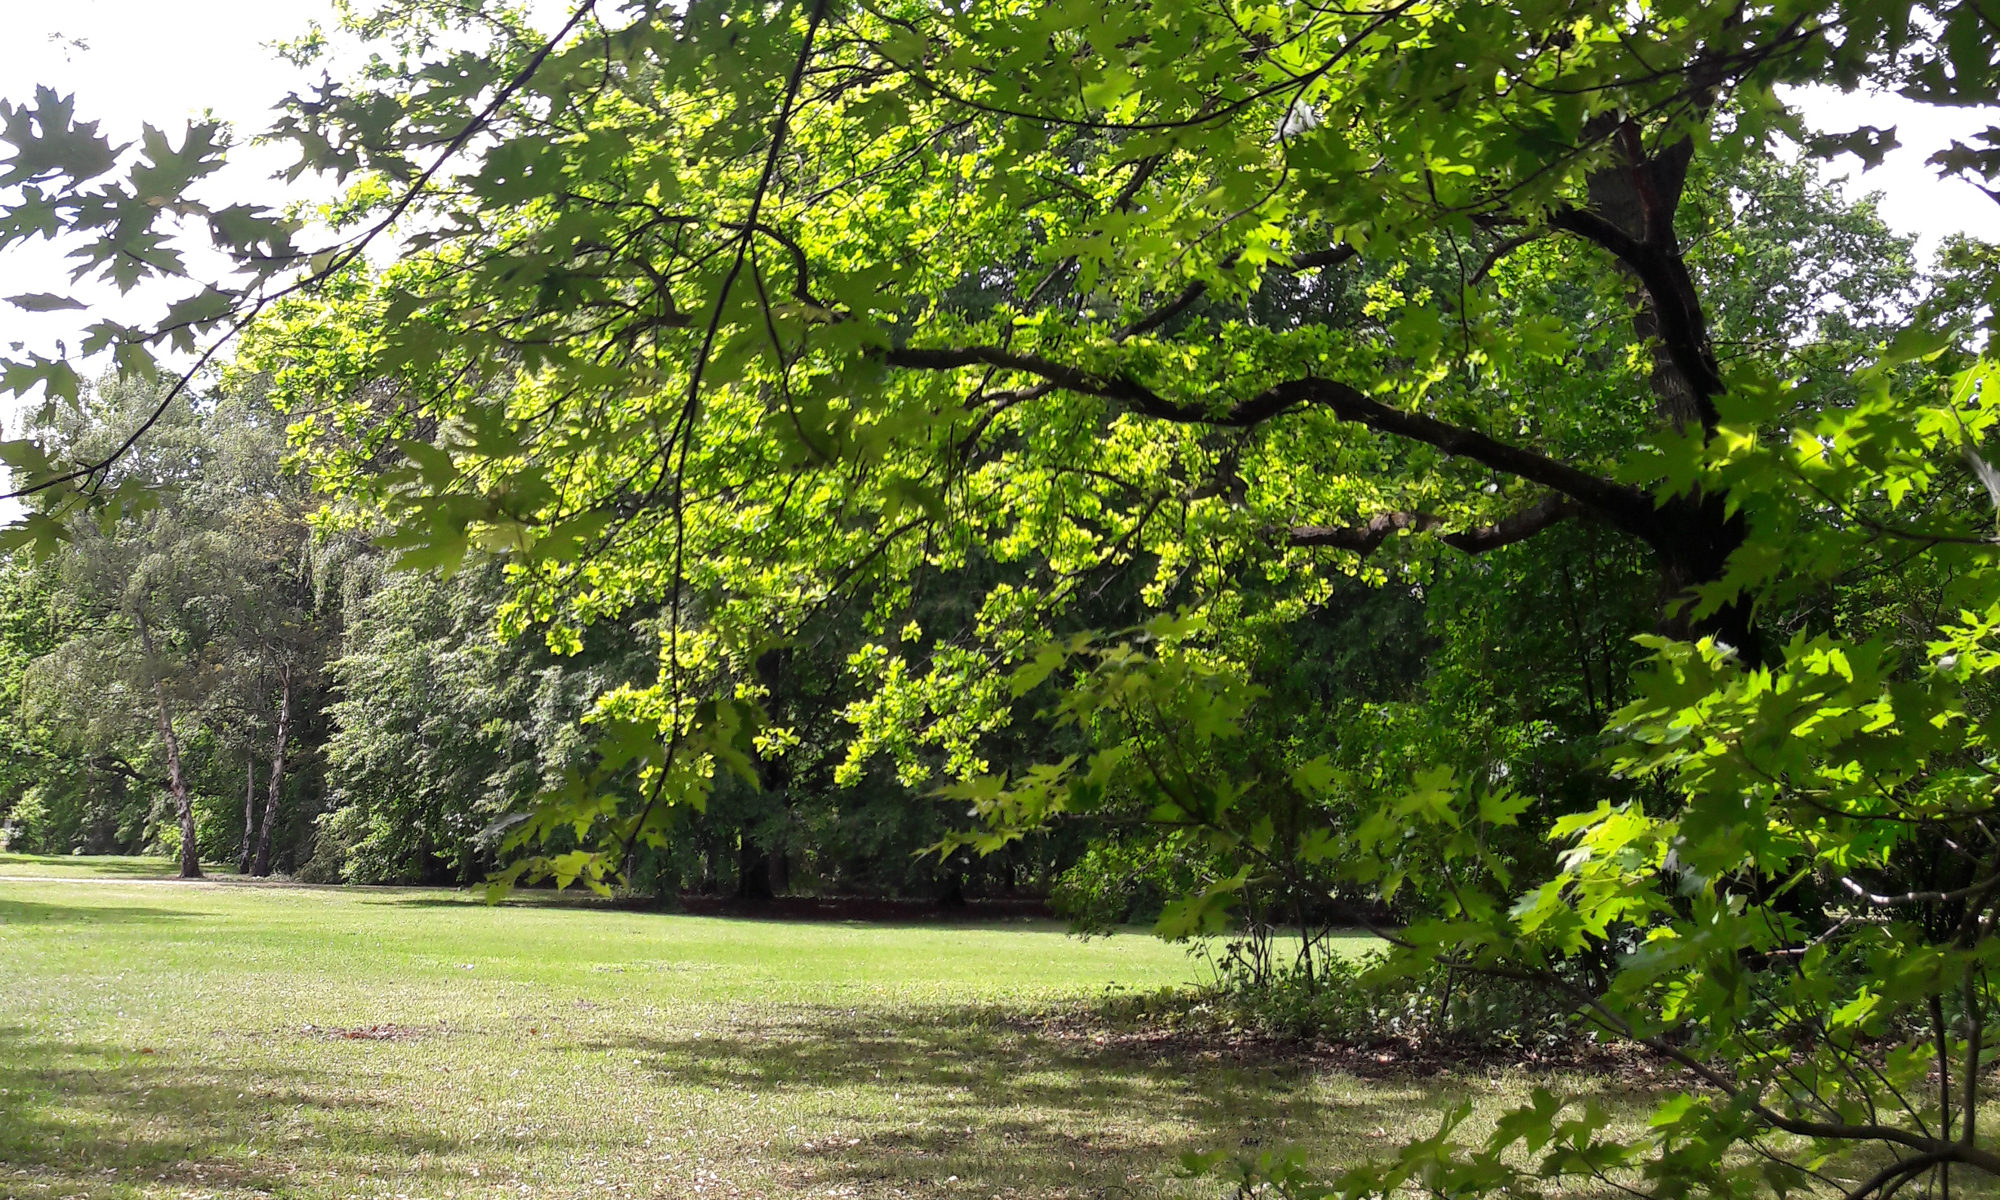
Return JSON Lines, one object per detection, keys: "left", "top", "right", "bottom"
{"left": 0, "top": 1026, "right": 462, "bottom": 1199}
{"left": 360, "top": 891, "right": 1079, "bottom": 934}
{"left": 0, "top": 1004, "right": 1660, "bottom": 1200}
{"left": 596, "top": 1005, "right": 1498, "bottom": 1198}
{"left": 358, "top": 891, "right": 599, "bottom": 910}
{"left": 0, "top": 898, "right": 196, "bottom": 925}
{"left": 0, "top": 854, "right": 204, "bottom": 880}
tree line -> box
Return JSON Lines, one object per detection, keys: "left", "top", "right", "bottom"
{"left": 0, "top": 379, "right": 1089, "bottom": 899}
{"left": 3, "top": 0, "right": 2000, "bottom": 1195}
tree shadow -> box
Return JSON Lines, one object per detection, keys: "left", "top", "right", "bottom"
{"left": 0, "top": 898, "right": 195, "bottom": 925}
{"left": 592, "top": 1005, "right": 1636, "bottom": 1198}
{"left": 0, "top": 1026, "right": 464, "bottom": 1198}
{"left": 0, "top": 1004, "right": 1664, "bottom": 1199}
{"left": 359, "top": 891, "right": 604, "bottom": 910}
{"left": 361, "top": 891, "right": 1076, "bottom": 935}
{"left": 0, "top": 853, "right": 198, "bottom": 879}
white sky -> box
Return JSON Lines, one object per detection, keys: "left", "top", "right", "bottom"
{"left": 0, "top": 2, "right": 1991, "bottom": 511}
{"left": 0, "top": 0, "right": 342, "bottom": 400}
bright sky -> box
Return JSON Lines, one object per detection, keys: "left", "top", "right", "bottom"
{"left": 0, "top": 0, "right": 342, "bottom": 398}
{"left": 0, "top": 3, "right": 1991, "bottom": 510}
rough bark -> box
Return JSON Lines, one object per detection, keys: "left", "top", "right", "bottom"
{"left": 135, "top": 609, "right": 201, "bottom": 880}
{"left": 1556, "top": 127, "right": 1759, "bottom": 660}
{"left": 251, "top": 662, "right": 292, "bottom": 878}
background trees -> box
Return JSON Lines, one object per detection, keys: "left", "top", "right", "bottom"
{"left": 2, "top": 0, "right": 2000, "bottom": 1196}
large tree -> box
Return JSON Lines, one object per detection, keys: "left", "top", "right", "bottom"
{"left": 4, "top": 0, "right": 2000, "bottom": 1194}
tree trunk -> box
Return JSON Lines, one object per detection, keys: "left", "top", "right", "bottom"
{"left": 252, "top": 663, "right": 292, "bottom": 878}
{"left": 238, "top": 754, "right": 256, "bottom": 875}
{"left": 736, "top": 834, "right": 774, "bottom": 901}
{"left": 768, "top": 844, "right": 791, "bottom": 896}
{"left": 1567, "top": 130, "right": 1762, "bottom": 663}
{"left": 136, "top": 610, "right": 201, "bottom": 880}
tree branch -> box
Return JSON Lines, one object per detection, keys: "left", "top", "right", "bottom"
{"left": 883, "top": 346, "right": 1657, "bottom": 536}
{"left": 1289, "top": 495, "right": 1578, "bottom": 556}
{"left": 90, "top": 753, "right": 167, "bottom": 791}
{"left": 1840, "top": 874, "right": 2000, "bottom": 909}
{"left": 1549, "top": 201, "right": 1726, "bottom": 407}
{"left": 1121, "top": 244, "right": 1357, "bottom": 338}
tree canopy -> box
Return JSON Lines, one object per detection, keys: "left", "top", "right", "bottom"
{"left": 4, "top": 0, "right": 2000, "bottom": 1195}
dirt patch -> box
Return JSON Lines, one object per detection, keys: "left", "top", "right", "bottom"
{"left": 673, "top": 894, "right": 1056, "bottom": 921}
{"left": 300, "top": 1022, "right": 424, "bottom": 1042}
{"left": 1012, "top": 1003, "right": 1673, "bottom": 1084}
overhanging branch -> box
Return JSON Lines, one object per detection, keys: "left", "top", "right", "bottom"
{"left": 1122, "top": 244, "right": 1357, "bottom": 339}
{"left": 882, "top": 345, "right": 1657, "bottom": 538}
{"left": 1289, "top": 495, "right": 1578, "bottom": 556}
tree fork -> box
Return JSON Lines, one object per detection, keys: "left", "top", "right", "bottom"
{"left": 135, "top": 609, "right": 201, "bottom": 880}
{"left": 252, "top": 661, "right": 293, "bottom": 878}
{"left": 1554, "top": 127, "right": 1761, "bottom": 661}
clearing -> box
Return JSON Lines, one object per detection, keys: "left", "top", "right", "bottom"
{"left": 0, "top": 854, "right": 1617, "bottom": 1199}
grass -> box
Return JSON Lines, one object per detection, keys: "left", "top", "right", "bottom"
{"left": 0, "top": 851, "right": 232, "bottom": 879}
{"left": 0, "top": 856, "right": 1643, "bottom": 1199}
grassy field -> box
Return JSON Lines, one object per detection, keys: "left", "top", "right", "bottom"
{"left": 0, "top": 853, "right": 1632, "bottom": 1199}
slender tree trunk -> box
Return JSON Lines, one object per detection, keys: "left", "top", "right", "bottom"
{"left": 251, "top": 663, "right": 292, "bottom": 877}
{"left": 135, "top": 610, "right": 201, "bottom": 880}
{"left": 238, "top": 754, "right": 256, "bottom": 874}
{"left": 735, "top": 835, "right": 774, "bottom": 901}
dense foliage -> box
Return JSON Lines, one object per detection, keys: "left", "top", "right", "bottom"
{"left": 4, "top": 0, "right": 2000, "bottom": 1196}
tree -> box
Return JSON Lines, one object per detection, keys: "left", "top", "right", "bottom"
{"left": 5, "top": 0, "right": 2000, "bottom": 1194}
{"left": 200, "top": 387, "right": 342, "bottom": 876}
{"left": 15, "top": 381, "right": 338, "bottom": 877}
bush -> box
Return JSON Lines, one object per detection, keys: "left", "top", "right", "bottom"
{"left": 8, "top": 787, "right": 59, "bottom": 853}
{"left": 150, "top": 812, "right": 181, "bottom": 862}
{"left": 296, "top": 805, "right": 361, "bottom": 883}
{"left": 1214, "top": 949, "right": 1576, "bottom": 1050}
{"left": 1051, "top": 836, "right": 1207, "bottom": 931}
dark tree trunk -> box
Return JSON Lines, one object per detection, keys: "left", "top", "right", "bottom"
{"left": 136, "top": 610, "right": 200, "bottom": 880}
{"left": 238, "top": 754, "right": 256, "bottom": 875}
{"left": 736, "top": 835, "right": 774, "bottom": 901}
{"left": 252, "top": 663, "right": 293, "bottom": 877}
{"left": 742, "top": 646, "right": 795, "bottom": 902}
{"left": 768, "top": 844, "right": 791, "bottom": 895}
{"left": 1563, "top": 129, "right": 1762, "bottom": 664}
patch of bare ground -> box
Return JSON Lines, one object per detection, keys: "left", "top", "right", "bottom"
{"left": 1011, "top": 999, "right": 1677, "bottom": 1085}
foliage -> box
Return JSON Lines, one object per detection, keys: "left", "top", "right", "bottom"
{"left": 3, "top": 0, "right": 2000, "bottom": 1195}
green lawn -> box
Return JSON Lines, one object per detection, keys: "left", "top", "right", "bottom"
{"left": 0, "top": 856, "right": 1623, "bottom": 1199}
{"left": 0, "top": 851, "right": 235, "bottom": 879}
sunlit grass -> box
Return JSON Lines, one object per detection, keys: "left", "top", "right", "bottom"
{"left": 0, "top": 851, "right": 232, "bottom": 879}
{"left": 1, "top": 860, "right": 1636, "bottom": 1199}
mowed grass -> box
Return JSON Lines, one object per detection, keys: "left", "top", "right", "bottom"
{"left": 0, "top": 854, "right": 1635, "bottom": 1199}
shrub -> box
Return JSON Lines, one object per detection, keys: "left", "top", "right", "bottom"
{"left": 1214, "top": 948, "right": 1575, "bottom": 1050}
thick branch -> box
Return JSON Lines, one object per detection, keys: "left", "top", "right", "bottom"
{"left": 90, "top": 754, "right": 166, "bottom": 790}
{"left": 1551, "top": 205, "right": 1720, "bottom": 386}
{"left": 1843, "top": 1150, "right": 1956, "bottom": 1200}
{"left": 1840, "top": 875, "right": 2000, "bottom": 909}
{"left": 1289, "top": 495, "right": 1577, "bottom": 556}
{"left": 884, "top": 346, "right": 1657, "bottom": 536}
